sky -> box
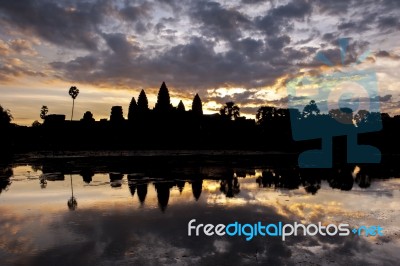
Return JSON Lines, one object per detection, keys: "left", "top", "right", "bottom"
{"left": 0, "top": 0, "right": 399, "bottom": 125}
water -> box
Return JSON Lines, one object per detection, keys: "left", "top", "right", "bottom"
{"left": 0, "top": 155, "right": 400, "bottom": 265}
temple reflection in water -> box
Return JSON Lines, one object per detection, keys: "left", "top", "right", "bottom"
{"left": 1, "top": 155, "right": 399, "bottom": 212}
{"left": 0, "top": 155, "right": 399, "bottom": 265}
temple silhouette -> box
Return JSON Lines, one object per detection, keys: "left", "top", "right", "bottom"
{"left": 0, "top": 81, "right": 399, "bottom": 162}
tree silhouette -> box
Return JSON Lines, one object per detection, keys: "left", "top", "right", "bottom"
{"left": 0, "top": 105, "right": 12, "bottom": 126}
{"left": 137, "top": 89, "right": 149, "bottom": 112}
{"left": 32, "top": 120, "right": 41, "bottom": 127}
{"left": 329, "top": 108, "right": 353, "bottom": 124}
{"left": 128, "top": 97, "right": 138, "bottom": 121}
{"left": 192, "top": 94, "right": 203, "bottom": 115}
{"left": 154, "top": 82, "right": 172, "bottom": 112}
{"left": 220, "top": 177, "right": 240, "bottom": 198}
{"left": 81, "top": 111, "right": 95, "bottom": 123}
{"left": 40, "top": 105, "right": 48, "bottom": 120}
{"left": 302, "top": 100, "right": 320, "bottom": 118}
{"left": 177, "top": 100, "right": 185, "bottom": 112}
{"left": 257, "top": 170, "right": 275, "bottom": 188}
{"left": 275, "top": 108, "right": 291, "bottom": 120}
{"left": 354, "top": 110, "right": 370, "bottom": 126}
{"left": 68, "top": 86, "right": 79, "bottom": 121}
{"left": 220, "top": 102, "right": 240, "bottom": 120}
{"left": 110, "top": 106, "right": 124, "bottom": 122}
{"left": 328, "top": 168, "right": 354, "bottom": 191}
{"left": 256, "top": 106, "right": 277, "bottom": 125}
{"left": 355, "top": 170, "right": 371, "bottom": 188}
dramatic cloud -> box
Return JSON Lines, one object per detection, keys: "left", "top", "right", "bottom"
{"left": 191, "top": 1, "right": 252, "bottom": 42}
{"left": 0, "top": 0, "right": 112, "bottom": 51}
{"left": 0, "top": 0, "right": 399, "bottom": 124}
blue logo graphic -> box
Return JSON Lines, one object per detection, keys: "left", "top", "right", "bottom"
{"left": 352, "top": 225, "right": 384, "bottom": 236}
{"left": 287, "top": 38, "right": 382, "bottom": 168}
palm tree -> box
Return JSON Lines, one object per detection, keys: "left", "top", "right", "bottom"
{"left": 220, "top": 102, "right": 240, "bottom": 120}
{"left": 40, "top": 105, "right": 48, "bottom": 121}
{"left": 67, "top": 174, "right": 77, "bottom": 210}
{"left": 68, "top": 86, "right": 79, "bottom": 121}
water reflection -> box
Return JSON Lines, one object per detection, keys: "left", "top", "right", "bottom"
{"left": 0, "top": 158, "right": 400, "bottom": 265}
{"left": 355, "top": 167, "right": 372, "bottom": 188}
{"left": 67, "top": 174, "right": 77, "bottom": 210}
{"left": 0, "top": 165, "right": 12, "bottom": 193}
{"left": 220, "top": 177, "right": 240, "bottom": 198}
{"left": 80, "top": 168, "right": 94, "bottom": 184}
{"left": 137, "top": 183, "right": 148, "bottom": 204}
{"left": 154, "top": 181, "right": 173, "bottom": 211}
{"left": 39, "top": 174, "right": 47, "bottom": 188}
{"left": 192, "top": 180, "right": 203, "bottom": 201}
{"left": 1, "top": 160, "right": 400, "bottom": 205}
{"left": 110, "top": 173, "right": 123, "bottom": 188}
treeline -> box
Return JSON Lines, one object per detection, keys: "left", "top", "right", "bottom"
{"left": 1, "top": 82, "right": 400, "bottom": 155}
